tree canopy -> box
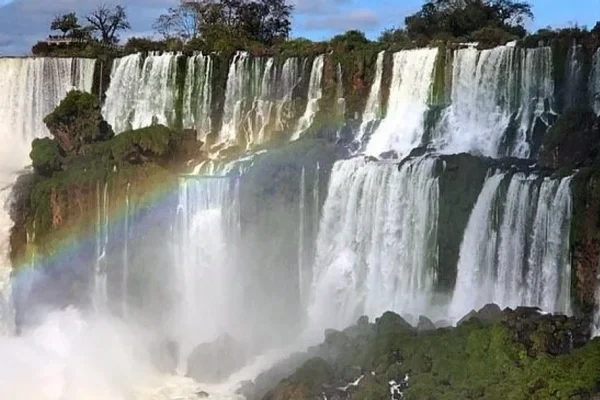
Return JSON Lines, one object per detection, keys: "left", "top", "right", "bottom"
{"left": 50, "top": 13, "right": 81, "bottom": 36}
{"left": 86, "top": 4, "right": 131, "bottom": 44}
{"left": 153, "top": 0, "right": 293, "bottom": 46}
{"left": 405, "top": 0, "right": 533, "bottom": 40}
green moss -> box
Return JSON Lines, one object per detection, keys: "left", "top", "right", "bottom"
{"left": 30, "top": 138, "right": 62, "bottom": 177}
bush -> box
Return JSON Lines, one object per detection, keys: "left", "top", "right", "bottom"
{"left": 30, "top": 138, "right": 62, "bottom": 176}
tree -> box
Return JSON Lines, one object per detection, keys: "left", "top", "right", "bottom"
{"left": 86, "top": 4, "right": 131, "bottom": 44}
{"left": 50, "top": 13, "right": 81, "bottom": 37}
{"left": 153, "top": 0, "right": 293, "bottom": 45}
{"left": 153, "top": 1, "right": 204, "bottom": 40}
{"left": 405, "top": 0, "right": 533, "bottom": 40}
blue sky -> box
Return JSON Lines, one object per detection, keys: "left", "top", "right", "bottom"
{"left": 0, "top": 0, "right": 599, "bottom": 55}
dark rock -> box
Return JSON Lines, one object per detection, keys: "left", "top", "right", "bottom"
{"left": 195, "top": 391, "right": 209, "bottom": 398}
{"left": 417, "top": 315, "right": 436, "bottom": 332}
{"left": 376, "top": 311, "right": 414, "bottom": 334}
{"left": 379, "top": 150, "right": 398, "bottom": 160}
{"left": 365, "top": 155, "right": 379, "bottom": 163}
{"left": 477, "top": 303, "right": 503, "bottom": 322}
{"left": 357, "top": 315, "right": 369, "bottom": 327}
{"left": 457, "top": 309, "right": 479, "bottom": 325}
{"left": 539, "top": 107, "right": 600, "bottom": 170}
{"left": 186, "top": 334, "right": 248, "bottom": 384}
{"left": 435, "top": 319, "right": 452, "bottom": 328}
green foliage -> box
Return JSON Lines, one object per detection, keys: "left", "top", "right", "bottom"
{"left": 330, "top": 30, "right": 370, "bottom": 51}
{"left": 378, "top": 28, "right": 410, "bottom": 47}
{"left": 44, "top": 90, "right": 114, "bottom": 154}
{"left": 470, "top": 26, "right": 518, "bottom": 47}
{"left": 107, "top": 125, "right": 179, "bottom": 163}
{"left": 153, "top": 0, "right": 292, "bottom": 47}
{"left": 271, "top": 311, "right": 600, "bottom": 400}
{"left": 50, "top": 13, "right": 81, "bottom": 36}
{"left": 405, "top": 0, "right": 532, "bottom": 41}
{"left": 30, "top": 138, "right": 62, "bottom": 177}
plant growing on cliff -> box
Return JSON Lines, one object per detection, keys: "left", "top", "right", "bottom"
{"left": 50, "top": 13, "right": 81, "bottom": 37}
{"left": 43, "top": 91, "right": 114, "bottom": 156}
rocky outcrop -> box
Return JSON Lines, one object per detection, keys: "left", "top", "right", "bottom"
{"left": 186, "top": 334, "right": 249, "bottom": 383}
{"left": 256, "top": 307, "right": 598, "bottom": 400}
{"left": 539, "top": 108, "right": 600, "bottom": 170}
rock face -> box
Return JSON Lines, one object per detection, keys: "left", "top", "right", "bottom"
{"left": 257, "top": 308, "right": 599, "bottom": 400}
{"left": 538, "top": 108, "right": 600, "bottom": 170}
{"left": 186, "top": 334, "right": 248, "bottom": 384}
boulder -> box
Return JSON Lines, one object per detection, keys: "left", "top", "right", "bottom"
{"left": 417, "top": 315, "right": 436, "bottom": 332}
{"left": 186, "top": 334, "right": 248, "bottom": 384}
{"left": 376, "top": 311, "right": 414, "bottom": 334}
{"left": 457, "top": 309, "right": 479, "bottom": 326}
{"left": 477, "top": 303, "right": 503, "bottom": 322}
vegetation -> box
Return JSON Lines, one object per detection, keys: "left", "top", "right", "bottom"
{"left": 153, "top": 0, "right": 293, "bottom": 48}
{"left": 260, "top": 308, "right": 598, "bottom": 400}
{"left": 85, "top": 5, "right": 131, "bottom": 44}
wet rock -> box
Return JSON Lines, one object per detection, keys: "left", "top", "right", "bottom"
{"left": 379, "top": 150, "right": 398, "bottom": 160}
{"left": 195, "top": 391, "right": 209, "bottom": 398}
{"left": 376, "top": 311, "right": 414, "bottom": 334}
{"left": 186, "top": 334, "right": 248, "bottom": 384}
{"left": 417, "top": 315, "right": 436, "bottom": 332}
{"left": 477, "top": 303, "right": 503, "bottom": 322}
{"left": 457, "top": 309, "right": 479, "bottom": 325}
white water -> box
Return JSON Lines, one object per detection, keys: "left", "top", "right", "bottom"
{"left": 309, "top": 157, "right": 439, "bottom": 330}
{"left": 173, "top": 177, "right": 234, "bottom": 367}
{"left": 365, "top": 48, "right": 439, "bottom": 158}
{"left": 0, "top": 57, "right": 95, "bottom": 331}
{"left": 590, "top": 48, "right": 600, "bottom": 116}
{"left": 292, "top": 55, "right": 325, "bottom": 141}
{"left": 220, "top": 53, "right": 304, "bottom": 147}
{"left": 183, "top": 54, "right": 213, "bottom": 141}
{"left": 103, "top": 53, "right": 179, "bottom": 133}
{"left": 434, "top": 45, "right": 554, "bottom": 158}
{"left": 356, "top": 51, "right": 385, "bottom": 145}
{"left": 450, "top": 173, "right": 572, "bottom": 319}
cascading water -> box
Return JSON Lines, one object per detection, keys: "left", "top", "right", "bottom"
{"left": 590, "top": 48, "right": 600, "bottom": 116}
{"left": 292, "top": 55, "right": 325, "bottom": 141}
{"left": 220, "top": 53, "right": 304, "bottom": 147}
{"left": 0, "top": 57, "right": 95, "bottom": 331}
{"left": 103, "top": 52, "right": 180, "bottom": 133}
{"left": 182, "top": 54, "right": 213, "bottom": 141}
{"left": 365, "top": 48, "right": 439, "bottom": 158}
{"left": 356, "top": 51, "right": 385, "bottom": 145}
{"left": 449, "top": 172, "right": 572, "bottom": 319}
{"left": 564, "top": 41, "right": 585, "bottom": 110}
{"left": 275, "top": 57, "right": 302, "bottom": 132}
{"left": 173, "top": 176, "right": 235, "bottom": 367}
{"left": 433, "top": 45, "right": 554, "bottom": 158}
{"left": 309, "top": 157, "right": 439, "bottom": 330}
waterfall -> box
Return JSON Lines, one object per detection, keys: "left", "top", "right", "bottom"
{"left": 173, "top": 176, "right": 235, "bottom": 366}
{"left": 182, "top": 54, "right": 213, "bottom": 141}
{"left": 590, "top": 48, "right": 600, "bottom": 116}
{"left": 433, "top": 45, "right": 554, "bottom": 158}
{"left": 103, "top": 53, "right": 180, "bottom": 133}
{"left": 356, "top": 51, "right": 385, "bottom": 145}
{"left": 298, "top": 167, "right": 306, "bottom": 307}
{"left": 335, "top": 63, "right": 346, "bottom": 121}
{"left": 0, "top": 57, "right": 95, "bottom": 330}
{"left": 94, "top": 182, "right": 110, "bottom": 311}
{"left": 365, "top": 48, "right": 439, "bottom": 158}
{"left": 449, "top": 173, "right": 572, "bottom": 319}
{"left": 309, "top": 157, "right": 439, "bottom": 330}
{"left": 121, "top": 183, "right": 131, "bottom": 318}
{"left": 220, "top": 53, "right": 303, "bottom": 147}
{"left": 292, "top": 55, "right": 325, "bottom": 141}
{"left": 275, "top": 57, "right": 301, "bottom": 132}
{"left": 564, "top": 41, "right": 584, "bottom": 110}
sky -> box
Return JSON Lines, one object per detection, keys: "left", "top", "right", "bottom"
{"left": 0, "top": 0, "right": 599, "bottom": 55}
